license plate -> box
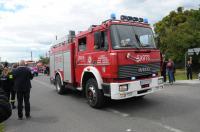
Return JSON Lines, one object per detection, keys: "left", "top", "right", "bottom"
{"left": 140, "top": 79, "right": 152, "bottom": 85}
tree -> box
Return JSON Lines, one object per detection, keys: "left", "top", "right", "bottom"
{"left": 38, "top": 56, "right": 49, "bottom": 65}
{"left": 154, "top": 7, "right": 200, "bottom": 67}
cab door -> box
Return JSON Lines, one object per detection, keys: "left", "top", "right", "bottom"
{"left": 91, "top": 31, "right": 111, "bottom": 77}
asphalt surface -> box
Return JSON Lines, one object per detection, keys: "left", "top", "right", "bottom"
{"left": 5, "top": 75, "right": 200, "bottom": 132}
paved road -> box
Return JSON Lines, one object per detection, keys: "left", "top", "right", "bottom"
{"left": 5, "top": 75, "right": 200, "bottom": 132}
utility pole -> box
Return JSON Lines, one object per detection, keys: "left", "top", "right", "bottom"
{"left": 31, "top": 51, "right": 33, "bottom": 61}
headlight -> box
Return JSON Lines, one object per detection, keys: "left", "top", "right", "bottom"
{"left": 158, "top": 78, "right": 163, "bottom": 85}
{"left": 119, "top": 84, "right": 128, "bottom": 92}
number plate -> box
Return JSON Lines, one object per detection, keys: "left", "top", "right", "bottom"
{"left": 140, "top": 79, "right": 152, "bottom": 85}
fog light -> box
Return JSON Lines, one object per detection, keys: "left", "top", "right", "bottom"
{"left": 119, "top": 84, "right": 128, "bottom": 92}
{"left": 152, "top": 74, "right": 156, "bottom": 77}
{"left": 131, "top": 77, "right": 136, "bottom": 80}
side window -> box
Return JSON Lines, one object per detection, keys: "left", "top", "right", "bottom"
{"left": 94, "top": 31, "right": 108, "bottom": 50}
{"left": 78, "top": 37, "right": 87, "bottom": 51}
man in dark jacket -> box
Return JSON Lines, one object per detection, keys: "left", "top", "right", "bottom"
{"left": 0, "top": 87, "right": 12, "bottom": 123}
{"left": 186, "top": 60, "right": 192, "bottom": 80}
{"left": 12, "top": 60, "right": 33, "bottom": 120}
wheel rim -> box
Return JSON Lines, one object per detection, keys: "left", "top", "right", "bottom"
{"left": 56, "top": 79, "right": 61, "bottom": 92}
{"left": 87, "top": 85, "right": 97, "bottom": 105}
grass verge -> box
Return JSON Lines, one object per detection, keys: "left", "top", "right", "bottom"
{"left": 0, "top": 123, "right": 4, "bottom": 132}
{"left": 174, "top": 69, "right": 198, "bottom": 80}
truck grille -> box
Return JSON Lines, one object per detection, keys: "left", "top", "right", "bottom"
{"left": 118, "top": 62, "right": 160, "bottom": 78}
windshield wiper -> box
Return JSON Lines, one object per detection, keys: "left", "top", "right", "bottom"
{"left": 135, "top": 34, "right": 153, "bottom": 48}
{"left": 135, "top": 34, "right": 143, "bottom": 48}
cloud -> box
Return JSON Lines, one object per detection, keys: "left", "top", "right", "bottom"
{"left": 0, "top": 0, "right": 199, "bottom": 62}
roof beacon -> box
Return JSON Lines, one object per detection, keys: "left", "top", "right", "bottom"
{"left": 110, "top": 13, "right": 116, "bottom": 20}
{"left": 143, "top": 18, "right": 148, "bottom": 24}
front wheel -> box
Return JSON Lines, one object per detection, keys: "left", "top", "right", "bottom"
{"left": 55, "top": 76, "right": 65, "bottom": 95}
{"left": 85, "top": 78, "right": 104, "bottom": 108}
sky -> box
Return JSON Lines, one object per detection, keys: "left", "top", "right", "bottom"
{"left": 0, "top": 0, "right": 199, "bottom": 62}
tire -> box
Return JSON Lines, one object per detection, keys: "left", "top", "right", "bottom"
{"left": 85, "top": 78, "right": 104, "bottom": 108}
{"left": 55, "top": 75, "right": 65, "bottom": 95}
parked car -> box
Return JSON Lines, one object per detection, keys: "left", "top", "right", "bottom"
{"left": 29, "top": 67, "right": 38, "bottom": 76}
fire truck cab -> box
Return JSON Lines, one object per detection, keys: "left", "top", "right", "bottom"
{"left": 50, "top": 15, "right": 164, "bottom": 108}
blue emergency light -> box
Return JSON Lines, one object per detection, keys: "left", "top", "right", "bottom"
{"left": 143, "top": 18, "right": 148, "bottom": 23}
{"left": 110, "top": 13, "right": 116, "bottom": 20}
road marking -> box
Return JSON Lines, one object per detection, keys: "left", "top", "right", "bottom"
{"left": 106, "top": 108, "right": 130, "bottom": 117}
{"left": 155, "top": 122, "right": 184, "bottom": 132}
{"left": 122, "top": 113, "right": 129, "bottom": 117}
{"left": 126, "top": 128, "right": 132, "bottom": 132}
{"left": 107, "top": 108, "right": 184, "bottom": 132}
{"left": 162, "top": 124, "right": 183, "bottom": 132}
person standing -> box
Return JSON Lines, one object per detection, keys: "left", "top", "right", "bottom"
{"left": 0, "top": 62, "right": 11, "bottom": 99}
{"left": 45, "top": 65, "right": 50, "bottom": 76}
{"left": 0, "top": 64, "right": 4, "bottom": 88}
{"left": 166, "top": 58, "right": 174, "bottom": 84}
{"left": 161, "top": 56, "right": 167, "bottom": 82}
{"left": 12, "top": 60, "right": 33, "bottom": 120}
{"left": 186, "top": 60, "right": 192, "bottom": 80}
{"left": 9, "top": 64, "right": 18, "bottom": 109}
{"left": 0, "top": 86, "right": 12, "bottom": 123}
{"left": 173, "top": 63, "right": 176, "bottom": 82}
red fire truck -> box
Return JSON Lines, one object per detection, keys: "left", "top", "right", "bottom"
{"left": 50, "top": 15, "right": 164, "bottom": 108}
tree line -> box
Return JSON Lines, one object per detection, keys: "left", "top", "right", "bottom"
{"left": 154, "top": 7, "right": 200, "bottom": 70}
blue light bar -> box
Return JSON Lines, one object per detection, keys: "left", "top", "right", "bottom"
{"left": 138, "top": 18, "right": 143, "bottom": 22}
{"left": 110, "top": 13, "right": 116, "bottom": 20}
{"left": 127, "top": 16, "right": 133, "bottom": 21}
{"left": 133, "top": 17, "right": 139, "bottom": 21}
{"left": 143, "top": 18, "right": 148, "bottom": 24}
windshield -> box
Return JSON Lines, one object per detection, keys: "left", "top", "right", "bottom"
{"left": 110, "top": 25, "right": 156, "bottom": 49}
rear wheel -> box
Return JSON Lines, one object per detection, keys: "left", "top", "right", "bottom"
{"left": 55, "top": 75, "right": 65, "bottom": 95}
{"left": 85, "top": 78, "right": 104, "bottom": 108}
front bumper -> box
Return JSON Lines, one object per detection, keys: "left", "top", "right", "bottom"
{"left": 104, "top": 77, "right": 164, "bottom": 100}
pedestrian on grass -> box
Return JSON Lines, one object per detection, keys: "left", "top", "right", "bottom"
{"left": 186, "top": 60, "right": 192, "bottom": 80}
{"left": 13, "top": 60, "right": 33, "bottom": 120}
{"left": 173, "top": 63, "right": 176, "bottom": 82}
